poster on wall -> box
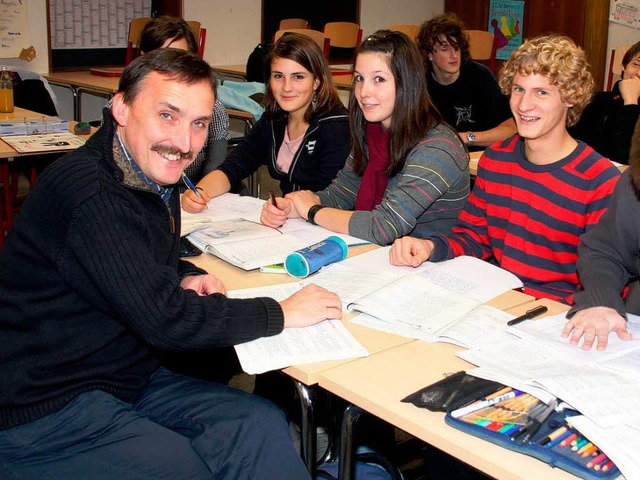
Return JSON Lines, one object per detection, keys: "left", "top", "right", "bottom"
{"left": 0, "top": 0, "right": 29, "bottom": 58}
{"left": 609, "top": 0, "right": 640, "bottom": 28}
{"left": 487, "top": 0, "right": 524, "bottom": 61}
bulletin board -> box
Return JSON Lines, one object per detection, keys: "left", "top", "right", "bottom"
{"left": 46, "top": 0, "right": 183, "bottom": 70}
{"left": 0, "top": 0, "right": 30, "bottom": 59}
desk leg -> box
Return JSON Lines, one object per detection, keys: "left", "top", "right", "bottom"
{"left": 71, "top": 87, "right": 80, "bottom": 122}
{"left": 47, "top": 80, "right": 80, "bottom": 121}
{"left": 338, "top": 404, "right": 365, "bottom": 480}
{"left": 292, "top": 380, "right": 317, "bottom": 476}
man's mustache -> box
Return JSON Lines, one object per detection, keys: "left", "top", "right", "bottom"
{"left": 151, "top": 144, "right": 193, "bottom": 160}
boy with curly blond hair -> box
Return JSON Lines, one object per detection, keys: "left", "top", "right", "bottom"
{"left": 391, "top": 34, "right": 620, "bottom": 304}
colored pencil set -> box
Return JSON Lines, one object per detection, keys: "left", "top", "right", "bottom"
{"left": 538, "top": 424, "right": 615, "bottom": 472}
{"left": 449, "top": 389, "right": 618, "bottom": 476}
{"left": 452, "top": 388, "right": 542, "bottom": 436}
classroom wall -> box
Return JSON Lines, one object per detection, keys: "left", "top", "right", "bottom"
{"left": 9, "top": 0, "right": 638, "bottom": 119}
{"left": 184, "top": 0, "right": 444, "bottom": 66}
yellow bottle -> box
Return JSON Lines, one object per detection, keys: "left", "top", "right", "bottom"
{"left": 0, "top": 67, "right": 15, "bottom": 113}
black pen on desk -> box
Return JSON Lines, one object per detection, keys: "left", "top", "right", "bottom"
{"left": 507, "top": 305, "right": 548, "bottom": 327}
{"left": 181, "top": 172, "right": 208, "bottom": 209}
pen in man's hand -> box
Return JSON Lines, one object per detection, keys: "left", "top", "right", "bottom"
{"left": 182, "top": 172, "right": 208, "bottom": 209}
{"left": 507, "top": 305, "right": 548, "bottom": 327}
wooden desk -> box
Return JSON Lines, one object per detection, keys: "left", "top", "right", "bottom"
{"left": 318, "top": 299, "right": 580, "bottom": 480}
{"left": 44, "top": 71, "right": 118, "bottom": 122}
{"left": 469, "top": 149, "right": 482, "bottom": 177}
{"left": 214, "top": 64, "right": 248, "bottom": 81}
{"left": 189, "top": 244, "right": 417, "bottom": 385}
{"left": 190, "top": 243, "right": 536, "bottom": 475}
{"left": 189, "top": 249, "right": 534, "bottom": 386}
{"left": 1, "top": 107, "right": 93, "bottom": 243}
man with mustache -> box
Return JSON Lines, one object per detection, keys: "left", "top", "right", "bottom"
{"left": 0, "top": 49, "right": 340, "bottom": 479}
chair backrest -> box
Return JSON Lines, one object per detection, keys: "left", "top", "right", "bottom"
{"left": 323, "top": 22, "right": 362, "bottom": 49}
{"left": 125, "top": 18, "right": 206, "bottom": 64}
{"left": 125, "top": 17, "right": 152, "bottom": 65}
{"left": 467, "top": 30, "right": 494, "bottom": 60}
{"left": 279, "top": 18, "right": 309, "bottom": 30}
{"left": 389, "top": 24, "right": 420, "bottom": 42}
{"left": 467, "top": 29, "right": 497, "bottom": 74}
{"left": 186, "top": 21, "right": 206, "bottom": 58}
{"left": 607, "top": 44, "right": 631, "bottom": 90}
{"left": 274, "top": 29, "right": 330, "bottom": 58}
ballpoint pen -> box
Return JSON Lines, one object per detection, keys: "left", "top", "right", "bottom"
{"left": 181, "top": 172, "right": 208, "bottom": 209}
{"left": 507, "top": 305, "right": 548, "bottom": 326}
{"left": 268, "top": 190, "right": 281, "bottom": 210}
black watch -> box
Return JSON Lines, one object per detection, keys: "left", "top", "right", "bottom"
{"left": 307, "top": 204, "right": 326, "bottom": 225}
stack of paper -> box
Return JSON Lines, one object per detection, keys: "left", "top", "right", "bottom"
{"left": 229, "top": 282, "right": 368, "bottom": 374}
{"left": 1, "top": 131, "right": 85, "bottom": 154}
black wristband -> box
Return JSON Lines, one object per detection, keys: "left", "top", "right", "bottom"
{"left": 307, "top": 204, "right": 326, "bottom": 225}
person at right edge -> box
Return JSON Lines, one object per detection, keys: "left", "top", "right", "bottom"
{"left": 563, "top": 119, "right": 640, "bottom": 351}
{"left": 570, "top": 40, "right": 640, "bottom": 165}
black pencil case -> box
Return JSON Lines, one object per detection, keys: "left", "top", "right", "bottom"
{"left": 401, "top": 371, "right": 503, "bottom": 412}
{"left": 445, "top": 407, "right": 620, "bottom": 480}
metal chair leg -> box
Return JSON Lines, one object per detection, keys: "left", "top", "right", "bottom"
{"left": 292, "top": 380, "right": 317, "bottom": 476}
{"left": 339, "top": 404, "right": 365, "bottom": 480}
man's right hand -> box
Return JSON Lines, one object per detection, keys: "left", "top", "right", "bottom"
{"left": 280, "top": 284, "right": 342, "bottom": 328}
{"left": 181, "top": 188, "right": 210, "bottom": 213}
{"left": 389, "top": 237, "right": 435, "bottom": 267}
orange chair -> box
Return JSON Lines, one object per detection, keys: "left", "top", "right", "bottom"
{"left": 466, "top": 29, "right": 497, "bottom": 74}
{"left": 389, "top": 24, "right": 420, "bottom": 42}
{"left": 274, "top": 29, "right": 330, "bottom": 58}
{"left": 125, "top": 18, "right": 207, "bottom": 65}
{"left": 279, "top": 18, "right": 309, "bottom": 30}
{"left": 323, "top": 22, "right": 363, "bottom": 67}
{"left": 186, "top": 21, "right": 207, "bottom": 58}
{"left": 125, "top": 17, "right": 152, "bottom": 65}
{"left": 607, "top": 45, "right": 631, "bottom": 91}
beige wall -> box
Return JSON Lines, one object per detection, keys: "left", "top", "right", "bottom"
{"left": 184, "top": 0, "right": 444, "bottom": 66}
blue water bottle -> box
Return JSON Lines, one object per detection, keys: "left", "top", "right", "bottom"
{"left": 284, "top": 236, "right": 348, "bottom": 278}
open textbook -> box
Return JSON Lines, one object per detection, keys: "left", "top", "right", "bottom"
{"left": 228, "top": 282, "right": 368, "bottom": 374}
{"left": 226, "top": 250, "right": 523, "bottom": 372}
{"left": 186, "top": 218, "right": 309, "bottom": 270}
{"left": 183, "top": 193, "right": 369, "bottom": 270}
{"left": 347, "top": 253, "right": 524, "bottom": 339}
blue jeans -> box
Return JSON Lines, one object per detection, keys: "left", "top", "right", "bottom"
{"left": 0, "top": 368, "right": 310, "bottom": 480}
